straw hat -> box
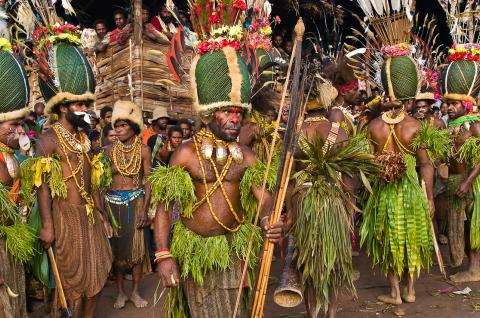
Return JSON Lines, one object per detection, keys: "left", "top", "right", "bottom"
{"left": 148, "top": 107, "right": 170, "bottom": 124}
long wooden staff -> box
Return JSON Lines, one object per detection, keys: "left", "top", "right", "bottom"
{"left": 48, "top": 247, "right": 73, "bottom": 317}
{"left": 231, "top": 18, "right": 305, "bottom": 318}
{"left": 250, "top": 19, "right": 306, "bottom": 318}
{"left": 421, "top": 180, "right": 446, "bottom": 278}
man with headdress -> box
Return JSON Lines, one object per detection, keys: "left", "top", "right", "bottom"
{"left": 104, "top": 100, "right": 152, "bottom": 309}
{"left": 286, "top": 77, "right": 377, "bottom": 317}
{"left": 22, "top": 25, "right": 113, "bottom": 317}
{"left": 326, "top": 60, "right": 360, "bottom": 136}
{"left": 413, "top": 85, "right": 450, "bottom": 245}
{"left": 359, "top": 21, "right": 439, "bottom": 305}
{"left": 0, "top": 38, "right": 36, "bottom": 318}
{"left": 442, "top": 43, "right": 480, "bottom": 282}
{"left": 150, "top": 5, "right": 284, "bottom": 314}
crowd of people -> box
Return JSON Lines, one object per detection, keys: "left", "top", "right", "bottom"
{"left": 1, "top": 1, "right": 480, "bottom": 318}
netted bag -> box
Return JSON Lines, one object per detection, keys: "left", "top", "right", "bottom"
{"left": 381, "top": 56, "right": 419, "bottom": 102}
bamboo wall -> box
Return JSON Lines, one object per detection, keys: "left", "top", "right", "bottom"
{"left": 94, "top": 38, "right": 194, "bottom": 120}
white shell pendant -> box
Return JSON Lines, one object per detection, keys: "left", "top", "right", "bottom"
{"left": 216, "top": 142, "right": 228, "bottom": 165}
{"left": 228, "top": 143, "right": 243, "bottom": 164}
{"left": 200, "top": 136, "right": 213, "bottom": 160}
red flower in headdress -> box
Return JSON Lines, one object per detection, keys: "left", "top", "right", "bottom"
{"left": 233, "top": 0, "right": 247, "bottom": 10}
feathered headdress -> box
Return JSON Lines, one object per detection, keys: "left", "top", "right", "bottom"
{"left": 346, "top": 0, "right": 419, "bottom": 103}
{"left": 188, "top": 0, "right": 252, "bottom": 123}
{"left": 438, "top": 0, "right": 480, "bottom": 110}
{"left": 12, "top": 0, "right": 95, "bottom": 114}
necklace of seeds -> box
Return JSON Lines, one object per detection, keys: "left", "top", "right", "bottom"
{"left": 52, "top": 124, "right": 92, "bottom": 207}
{"left": 113, "top": 136, "right": 142, "bottom": 186}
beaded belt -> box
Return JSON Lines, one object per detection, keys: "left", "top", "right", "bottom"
{"left": 106, "top": 189, "right": 145, "bottom": 224}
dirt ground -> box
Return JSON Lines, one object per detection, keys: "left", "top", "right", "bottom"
{"left": 83, "top": 244, "right": 480, "bottom": 318}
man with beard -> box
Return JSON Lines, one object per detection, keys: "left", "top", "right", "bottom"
{"left": 150, "top": 45, "right": 283, "bottom": 317}
{"left": 142, "top": 107, "right": 169, "bottom": 145}
{"left": 441, "top": 50, "right": 480, "bottom": 281}
{"left": 151, "top": 4, "right": 176, "bottom": 39}
{"left": 104, "top": 100, "right": 152, "bottom": 309}
{"left": 0, "top": 41, "right": 36, "bottom": 318}
{"left": 27, "top": 33, "right": 113, "bottom": 318}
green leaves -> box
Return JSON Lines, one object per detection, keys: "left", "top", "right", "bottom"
{"left": 149, "top": 165, "right": 196, "bottom": 218}
{"left": 411, "top": 121, "right": 451, "bottom": 162}
{"left": 361, "top": 154, "right": 433, "bottom": 277}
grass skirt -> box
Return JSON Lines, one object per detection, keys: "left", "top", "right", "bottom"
{"left": 164, "top": 222, "right": 261, "bottom": 317}
{"left": 360, "top": 154, "right": 433, "bottom": 277}
{"left": 293, "top": 181, "right": 355, "bottom": 313}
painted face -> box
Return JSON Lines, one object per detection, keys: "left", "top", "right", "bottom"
{"left": 95, "top": 23, "right": 107, "bottom": 39}
{"left": 114, "top": 120, "right": 136, "bottom": 142}
{"left": 209, "top": 106, "right": 244, "bottom": 142}
{"left": 447, "top": 100, "right": 466, "bottom": 119}
{"left": 114, "top": 13, "right": 126, "bottom": 29}
{"left": 0, "top": 119, "right": 25, "bottom": 149}
{"left": 179, "top": 123, "right": 191, "bottom": 139}
{"left": 170, "top": 131, "right": 183, "bottom": 148}
{"left": 342, "top": 88, "right": 360, "bottom": 106}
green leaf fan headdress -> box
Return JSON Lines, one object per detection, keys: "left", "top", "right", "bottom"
{"left": 438, "top": 0, "right": 480, "bottom": 108}
{"left": 0, "top": 38, "right": 30, "bottom": 122}
{"left": 188, "top": 0, "right": 252, "bottom": 123}
{"left": 13, "top": 0, "right": 94, "bottom": 115}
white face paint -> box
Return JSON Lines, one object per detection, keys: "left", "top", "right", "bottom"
{"left": 74, "top": 112, "right": 92, "bottom": 125}
{"left": 18, "top": 134, "right": 31, "bottom": 151}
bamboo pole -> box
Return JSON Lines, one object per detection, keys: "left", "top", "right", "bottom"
{"left": 231, "top": 18, "right": 304, "bottom": 318}
{"left": 48, "top": 247, "right": 72, "bottom": 317}
{"left": 250, "top": 19, "right": 306, "bottom": 318}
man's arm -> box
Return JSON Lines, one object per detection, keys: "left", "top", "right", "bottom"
{"left": 140, "top": 145, "right": 152, "bottom": 228}
{"left": 36, "top": 134, "right": 56, "bottom": 248}
{"left": 417, "top": 145, "right": 435, "bottom": 217}
{"left": 153, "top": 147, "right": 189, "bottom": 288}
{"left": 457, "top": 122, "right": 480, "bottom": 197}
{"left": 244, "top": 146, "right": 283, "bottom": 243}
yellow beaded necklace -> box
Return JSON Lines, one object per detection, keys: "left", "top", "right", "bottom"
{"left": 112, "top": 136, "right": 142, "bottom": 186}
{"left": 52, "top": 123, "right": 95, "bottom": 219}
{"left": 192, "top": 132, "right": 245, "bottom": 233}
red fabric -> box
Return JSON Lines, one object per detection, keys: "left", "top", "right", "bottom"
{"left": 150, "top": 16, "right": 163, "bottom": 32}
{"left": 109, "top": 28, "right": 121, "bottom": 44}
